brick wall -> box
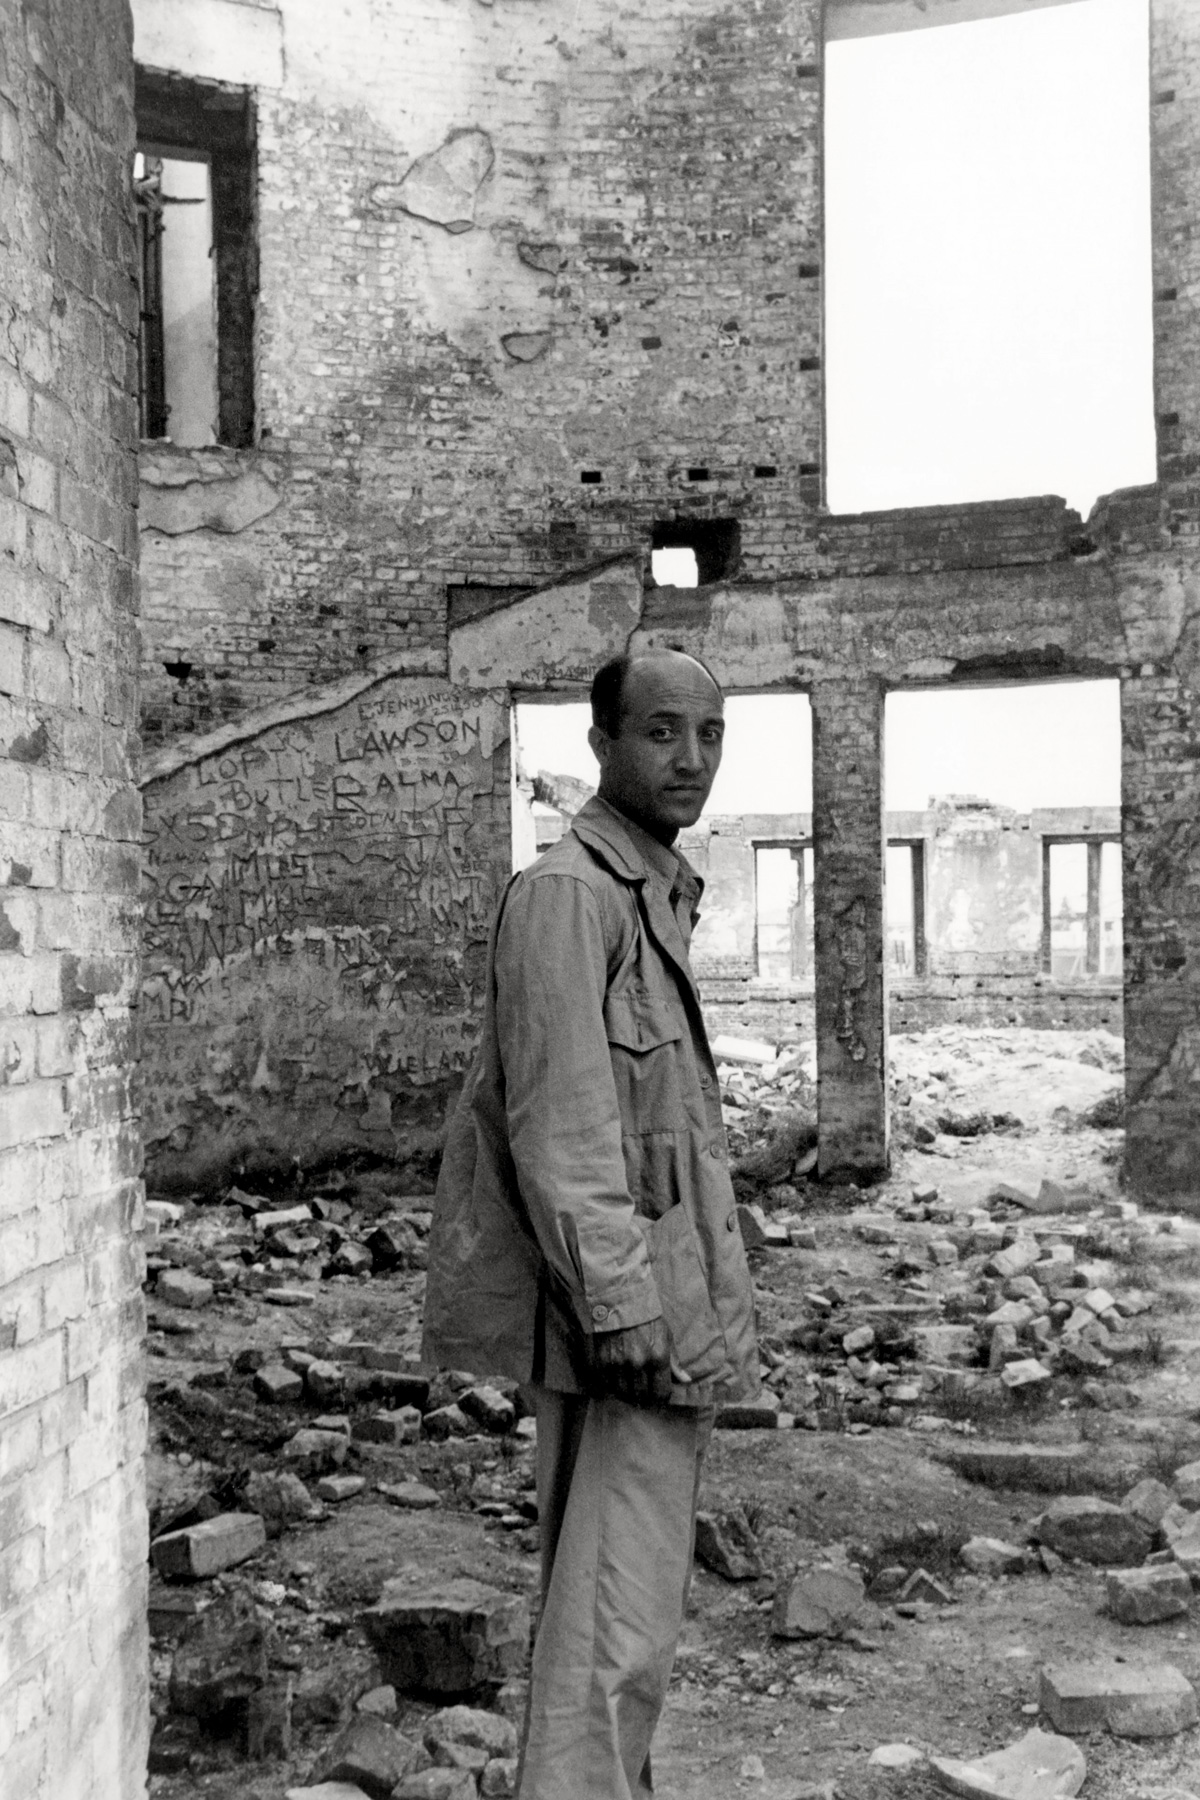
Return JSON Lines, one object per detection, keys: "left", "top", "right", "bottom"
{"left": 0, "top": 1, "right": 148, "bottom": 1794}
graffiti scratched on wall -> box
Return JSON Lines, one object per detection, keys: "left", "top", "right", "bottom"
{"left": 140, "top": 675, "right": 509, "bottom": 1183}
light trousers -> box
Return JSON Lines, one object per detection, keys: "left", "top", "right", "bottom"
{"left": 516, "top": 1388, "right": 711, "bottom": 1800}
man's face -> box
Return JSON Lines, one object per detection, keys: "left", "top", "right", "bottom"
{"left": 588, "top": 652, "right": 724, "bottom": 844}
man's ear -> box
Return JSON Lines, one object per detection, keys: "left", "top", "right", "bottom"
{"left": 587, "top": 723, "right": 609, "bottom": 769}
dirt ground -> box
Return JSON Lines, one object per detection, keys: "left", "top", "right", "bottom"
{"left": 145, "top": 1026, "right": 1200, "bottom": 1800}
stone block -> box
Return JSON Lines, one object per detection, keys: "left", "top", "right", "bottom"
{"left": 1121, "top": 1477, "right": 1174, "bottom": 1532}
{"left": 737, "top": 1203, "right": 769, "bottom": 1249}
{"left": 151, "top": 1511, "right": 267, "bottom": 1580}
{"left": 458, "top": 1386, "right": 516, "bottom": 1434}
{"left": 987, "top": 1240, "right": 1041, "bottom": 1280}
{"left": 1173, "top": 1459, "right": 1200, "bottom": 1510}
{"left": 244, "top": 1470, "right": 317, "bottom": 1538}
{"left": 1002, "top": 1359, "right": 1052, "bottom": 1391}
{"left": 422, "top": 1403, "right": 473, "bottom": 1441}
{"left": 359, "top": 1578, "right": 531, "bottom": 1698}
{"left": 898, "top": 1568, "right": 952, "bottom": 1605}
{"left": 911, "top": 1325, "right": 979, "bottom": 1365}
{"left": 842, "top": 1325, "right": 875, "bottom": 1355}
{"left": 423, "top": 1706, "right": 518, "bottom": 1761}
{"left": 929, "top": 1727, "right": 1084, "bottom": 1798}
{"left": 311, "top": 1715, "right": 421, "bottom": 1799}
{"left": 481, "top": 1757, "right": 519, "bottom": 1797}
{"left": 1040, "top": 1660, "right": 1198, "bottom": 1737}
{"left": 306, "top": 1360, "right": 347, "bottom": 1405}
{"left": 714, "top": 1396, "right": 783, "bottom": 1429}
{"left": 378, "top": 1482, "right": 442, "bottom": 1510}
{"left": 1105, "top": 1566, "right": 1192, "bottom": 1625}
{"left": 392, "top": 1772, "right": 477, "bottom": 1800}
{"left": 1033, "top": 1497, "right": 1152, "bottom": 1567}
{"left": 255, "top": 1363, "right": 304, "bottom": 1403}
{"left": 693, "top": 1507, "right": 763, "bottom": 1581}
{"left": 354, "top": 1406, "right": 422, "bottom": 1446}
{"left": 254, "top": 1205, "right": 313, "bottom": 1235}
{"left": 316, "top": 1475, "right": 366, "bottom": 1503}
{"left": 247, "top": 1677, "right": 294, "bottom": 1760}
{"left": 281, "top": 1428, "right": 349, "bottom": 1479}
{"left": 157, "top": 1268, "right": 214, "bottom": 1309}
{"left": 169, "top": 1589, "right": 268, "bottom": 1718}
{"left": 771, "top": 1567, "right": 866, "bottom": 1640}
{"left": 959, "top": 1536, "right": 1028, "bottom": 1576}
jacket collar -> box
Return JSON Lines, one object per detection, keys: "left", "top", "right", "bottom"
{"left": 571, "top": 795, "right": 700, "bottom": 892}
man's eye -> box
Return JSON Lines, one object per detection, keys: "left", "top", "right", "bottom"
{"left": 649, "top": 728, "right": 674, "bottom": 741}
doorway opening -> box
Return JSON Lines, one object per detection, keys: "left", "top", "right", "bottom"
{"left": 884, "top": 677, "right": 1124, "bottom": 1180}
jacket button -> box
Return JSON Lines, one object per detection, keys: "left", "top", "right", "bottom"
{"left": 726, "top": 1212, "right": 738, "bottom": 1232}
{"left": 710, "top": 1143, "right": 723, "bottom": 1158}
{"left": 591, "top": 1304, "right": 610, "bottom": 1323}
{"left": 699, "top": 1073, "right": 711, "bottom": 1088}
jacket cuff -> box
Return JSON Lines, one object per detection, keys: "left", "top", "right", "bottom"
{"left": 578, "top": 1273, "right": 662, "bottom": 1336}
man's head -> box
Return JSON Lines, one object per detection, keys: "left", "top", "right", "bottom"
{"left": 588, "top": 647, "right": 724, "bottom": 845}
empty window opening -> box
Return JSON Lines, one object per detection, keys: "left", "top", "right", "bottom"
{"left": 824, "top": 0, "right": 1154, "bottom": 514}
{"left": 887, "top": 840, "right": 926, "bottom": 979}
{"left": 135, "top": 70, "right": 256, "bottom": 448}
{"left": 136, "top": 152, "right": 217, "bottom": 445}
{"left": 651, "top": 547, "right": 698, "bottom": 588}
{"left": 755, "top": 844, "right": 814, "bottom": 981}
{"left": 1043, "top": 837, "right": 1123, "bottom": 978}
{"left": 651, "top": 520, "right": 740, "bottom": 585}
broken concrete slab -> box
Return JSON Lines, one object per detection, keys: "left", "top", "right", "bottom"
{"left": 1033, "top": 1496, "right": 1152, "bottom": 1566}
{"left": 1040, "top": 1659, "right": 1198, "bottom": 1737}
{"left": 244, "top": 1470, "right": 317, "bottom": 1537}
{"left": 377, "top": 1482, "right": 441, "bottom": 1511}
{"left": 359, "top": 1578, "right": 530, "bottom": 1698}
{"left": 869, "top": 1743, "right": 924, "bottom": 1770}
{"left": 771, "top": 1567, "right": 866, "bottom": 1640}
{"left": 169, "top": 1588, "right": 269, "bottom": 1719}
{"left": 1173, "top": 1459, "right": 1200, "bottom": 1509}
{"left": 423, "top": 1706, "right": 518, "bottom": 1761}
{"left": 693, "top": 1507, "right": 763, "bottom": 1581}
{"left": 310, "top": 1715, "right": 421, "bottom": 1799}
{"left": 316, "top": 1475, "right": 366, "bottom": 1504}
{"left": 255, "top": 1364, "right": 304, "bottom": 1404}
{"left": 151, "top": 1512, "right": 266, "bottom": 1580}
{"left": 281, "top": 1429, "right": 350, "bottom": 1479}
{"left": 1001, "top": 1359, "right": 1052, "bottom": 1390}
{"left": 156, "top": 1269, "right": 215, "bottom": 1308}
{"left": 392, "top": 1771, "right": 477, "bottom": 1799}
{"left": 987, "top": 1240, "right": 1042, "bottom": 1280}
{"left": 912, "top": 1325, "right": 979, "bottom": 1364}
{"left": 929, "top": 1726, "right": 1084, "bottom": 1798}
{"left": 457, "top": 1386, "right": 516, "bottom": 1434}
{"left": 1122, "top": 1477, "right": 1175, "bottom": 1532}
{"left": 960, "top": 1537, "right": 1028, "bottom": 1576}
{"left": 714, "top": 1395, "right": 783, "bottom": 1429}
{"left": 354, "top": 1407, "right": 422, "bottom": 1447}
{"left": 1105, "top": 1565, "right": 1192, "bottom": 1625}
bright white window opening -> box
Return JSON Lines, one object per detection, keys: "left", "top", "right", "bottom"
{"left": 825, "top": 0, "right": 1155, "bottom": 516}
{"left": 651, "top": 548, "right": 699, "bottom": 587}
{"left": 885, "top": 679, "right": 1122, "bottom": 983}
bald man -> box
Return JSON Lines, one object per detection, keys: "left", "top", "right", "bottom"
{"left": 424, "top": 648, "right": 759, "bottom": 1799}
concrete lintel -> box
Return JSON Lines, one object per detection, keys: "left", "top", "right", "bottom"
{"left": 825, "top": 0, "right": 1088, "bottom": 43}
{"left": 131, "top": 0, "right": 284, "bottom": 89}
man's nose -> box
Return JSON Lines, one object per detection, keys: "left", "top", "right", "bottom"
{"left": 674, "top": 730, "right": 704, "bottom": 771}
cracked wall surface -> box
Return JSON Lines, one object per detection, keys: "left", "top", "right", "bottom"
{"left": 139, "top": 669, "right": 509, "bottom": 1190}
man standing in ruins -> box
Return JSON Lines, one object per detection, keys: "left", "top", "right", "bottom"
{"left": 424, "top": 645, "right": 759, "bottom": 1799}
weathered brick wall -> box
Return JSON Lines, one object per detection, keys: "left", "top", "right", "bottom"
{"left": 1151, "top": 0, "right": 1200, "bottom": 486}
{"left": 0, "top": 1, "right": 148, "bottom": 1794}
{"left": 139, "top": 667, "right": 509, "bottom": 1190}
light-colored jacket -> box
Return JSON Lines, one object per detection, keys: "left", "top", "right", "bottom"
{"left": 422, "top": 797, "right": 759, "bottom": 1405}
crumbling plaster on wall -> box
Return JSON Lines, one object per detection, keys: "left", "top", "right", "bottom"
{"left": 139, "top": 669, "right": 510, "bottom": 1189}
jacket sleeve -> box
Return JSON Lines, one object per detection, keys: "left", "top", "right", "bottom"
{"left": 494, "top": 870, "right": 662, "bottom": 1337}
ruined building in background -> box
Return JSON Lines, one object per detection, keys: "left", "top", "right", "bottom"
{"left": 130, "top": 0, "right": 1200, "bottom": 1204}
{"left": 4, "top": 4, "right": 1200, "bottom": 1786}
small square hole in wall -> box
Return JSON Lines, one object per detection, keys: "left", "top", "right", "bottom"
{"left": 651, "top": 519, "right": 740, "bottom": 585}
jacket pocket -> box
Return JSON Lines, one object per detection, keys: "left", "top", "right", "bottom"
{"left": 636, "top": 1202, "right": 728, "bottom": 1385}
{"left": 604, "top": 992, "right": 685, "bottom": 1131}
